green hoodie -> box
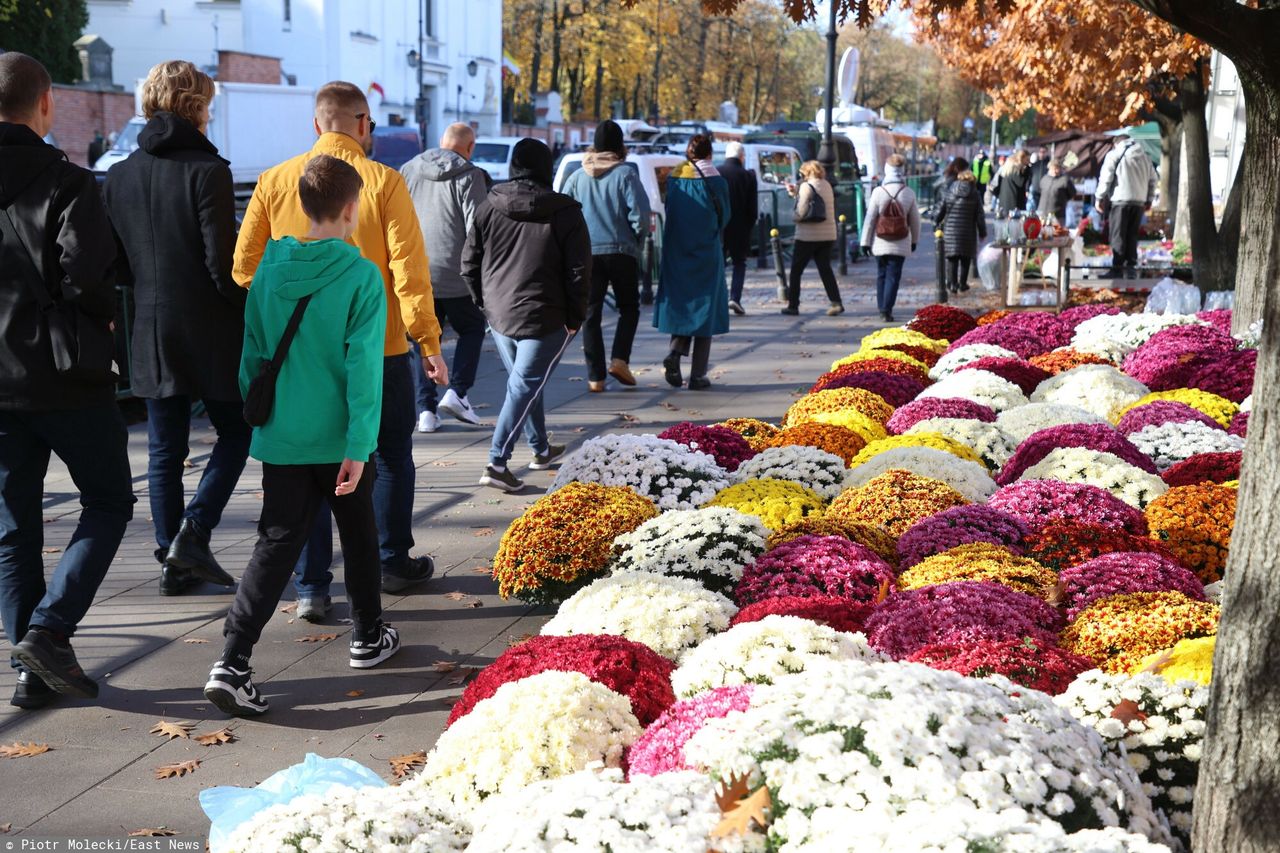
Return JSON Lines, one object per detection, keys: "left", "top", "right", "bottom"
{"left": 239, "top": 237, "right": 386, "bottom": 465}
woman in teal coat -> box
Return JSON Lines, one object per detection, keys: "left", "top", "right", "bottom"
{"left": 654, "top": 135, "right": 731, "bottom": 390}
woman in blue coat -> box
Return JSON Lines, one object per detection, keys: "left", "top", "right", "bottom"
{"left": 654, "top": 135, "right": 730, "bottom": 390}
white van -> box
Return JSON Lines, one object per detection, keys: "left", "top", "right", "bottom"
{"left": 552, "top": 152, "right": 685, "bottom": 217}
{"left": 472, "top": 136, "right": 528, "bottom": 182}
{"left": 838, "top": 124, "right": 898, "bottom": 184}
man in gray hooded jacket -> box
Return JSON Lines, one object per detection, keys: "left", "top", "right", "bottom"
{"left": 401, "top": 123, "right": 491, "bottom": 432}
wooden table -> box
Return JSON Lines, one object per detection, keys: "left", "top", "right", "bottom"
{"left": 998, "top": 235, "right": 1075, "bottom": 309}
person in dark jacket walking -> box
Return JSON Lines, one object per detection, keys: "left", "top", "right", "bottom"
{"left": 462, "top": 139, "right": 590, "bottom": 493}
{"left": 719, "top": 141, "right": 758, "bottom": 315}
{"left": 401, "top": 122, "right": 491, "bottom": 432}
{"left": 1028, "top": 146, "right": 1050, "bottom": 211}
{"left": 937, "top": 163, "right": 987, "bottom": 294}
{"left": 0, "top": 53, "right": 135, "bottom": 709}
{"left": 104, "top": 61, "right": 249, "bottom": 597}
{"left": 989, "top": 149, "right": 1031, "bottom": 218}
{"left": 561, "top": 120, "right": 650, "bottom": 392}
{"left": 1036, "top": 158, "right": 1076, "bottom": 223}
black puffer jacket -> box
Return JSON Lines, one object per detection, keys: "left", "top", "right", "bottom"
{"left": 938, "top": 178, "right": 987, "bottom": 259}
{"left": 104, "top": 112, "right": 244, "bottom": 401}
{"left": 461, "top": 179, "right": 591, "bottom": 339}
{"left": 0, "top": 122, "right": 117, "bottom": 411}
{"left": 991, "top": 166, "right": 1031, "bottom": 214}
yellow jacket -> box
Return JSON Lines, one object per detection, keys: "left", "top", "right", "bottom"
{"left": 233, "top": 132, "right": 442, "bottom": 356}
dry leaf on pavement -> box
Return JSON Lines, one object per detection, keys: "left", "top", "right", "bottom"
{"left": 345, "top": 690, "right": 365, "bottom": 698}
{"left": 615, "top": 412, "right": 640, "bottom": 423}
{"left": 279, "top": 602, "right": 297, "bottom": 614}
{"left": 153, "top": 759, "right": 200, "bottom": 779}
{"left": 431, "top": 660, "right": 458, "bottom": 673}
{"left": 443, "top": 591, "right": 468, "bottom": 601}
{"left": 506, "top": 633, "right": 535, "bottom": 647}
{"left": 149, "top": 720, "right": 194, "bottom": 741}
{"left": 447, "top": 666, "right": 479, "bottom": 686}
{"left": 295, "top": 633, "right": 339, "bottom": 643}
{"left": 0, "top": 742, "right": 51, "bottom": 758}
{"left": 471, "top": 565, "right": 491, "bottom": 574}
{"left": 41, "top": 547, "right": 61, "bottom": 554}
{"left": 660, "top": 402, "right": 680, "bottom": 411}
{"left": 389, "top": 750, "right": 427, "bottom": 778}
{"left": 194, "top": 728, "right": 237, "bottom": 746}
{"left": 127, "top": 828, "right": 177, "bottom": 837}
{"left": 472, "top": 527, "right": 494, "bottom": 537}
{"left": 182, "top": 638, "right": 209, "bottom": 644}
{"left": 0, "top": 822, "right": 11, "bottom": 832}
{"left": 429, "top": 460, "right": 457, "bottom": 468}
{"left": 465, "top": 599, "right": 483, "bottom": 608}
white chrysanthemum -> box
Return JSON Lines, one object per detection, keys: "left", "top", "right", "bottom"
{"left": 1071, "top": 313, "right": 1204, "bottom": 364}
{"left": 611, "top": 507, "right": 767, "bottom": 593}
{"left": 1240, "top": 394, "right": 1252, "bottom": 413}
{"left": 1017, "top": 448, "right": 1168, "bottom": 508}
{"left": 671, "top": 616, "right": 886, "bottom": 698}
{"left": 733, "top": 445, "right": 851, "bottom": 500}
{"left": 224, "top": 784, "right": 471, "bottom": 852}
{"left": 1058, "top": 670, "right": 1208, "bottom": 850}
{"left": 996, "top": 403, "right": 1109, "bottom": 444}
{"left": 682, "top": 659, "right": 1171, "bottom": 850}
{"left": 845, "top": 446, "right": 996, "bottom": 502}
{"left": 409, "top": 671, "right": 641, "bottom": 811}
{"left": 1129, "top": 421, "right": 1246, "bottom": 472}
{"left": 1030, "top": 365, "right": 1150, "bottom": 421}
{"left": 929, "top": 344, "right": 1020, "bottom": 380}
{"left": 906, "top": 417, "right": 1019, "bottom": 469}
{"left": 467, "top": 768, "right": 759, "bottom": 853}
{"left": 541, "top": 571, "right": 737, "bottom": 659}
{"left": 918, "top": 370, "right": 1029, "bottom": 412}
{"left": 551, "top": 434, "right": 731, "bottom": 511}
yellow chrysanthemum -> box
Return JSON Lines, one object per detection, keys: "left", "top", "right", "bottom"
{"left": 830, "top": 348, "right": 931, "bottom": 375}
{"left": 1139, "top": 635, "right": 1215, "bottom": 685}
{"left": 808, "top": 409, "right": 889, "bottom": 445}
{"left": 784, "top": 388, "right": 895, "bottom": 428}
{"left": 827, "top": 469, "right": 969, "bottom": 537}
{"left": 848, "top": 432, "right": 986, "bottom": 470}
{"left": 1115, "top": 389, "right": 1239, "bottom": 428}
{"left": 1060, "top": 590, "right": 1220, "bottom": 674}
{"left": 1222, "top": 479, "right": 1239, "bottom": 488}
{"left": 898, "top": 543, "right": 1057, "bottom": 599}
{"left": 703, "top": 478, "right": 827, "bottom": 531}
{"left": 715, "top": 418, "right": 781, "bottom": 452}
{"left": 859, "top": 327, "right": 949, "bottom": 354}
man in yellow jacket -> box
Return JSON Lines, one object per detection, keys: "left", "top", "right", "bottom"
{"left": 233, "top": 81, "right": 445, "bottom": 613}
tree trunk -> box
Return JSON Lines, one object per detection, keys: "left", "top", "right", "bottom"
{"left": 1224, "top": 73, "right": 1280, "bottom": 334}
{"left": 593, "top": 55, "right": 604, "bottom": 120}
{"left": 1172, "top": 128, "right": 1190, "bottom": 245}
{"left": 528, "top": 0, "right": 546, "bottom": 102}
{"left": 1179, "top": 65, "right": 1234, "bottom": 292}
{"left": 549, "top": 0, "right": 562, "bottom": 93}
{"left": 690, "top": 17, "right": 710, "bottom": 118}
{"left": 1151, "top": 112, "right": 1178, "bottom": 217}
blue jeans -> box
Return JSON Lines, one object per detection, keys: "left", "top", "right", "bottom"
{"left": 490, "top": 329, "right": 574, "bottom": 466}
{"left": 0, "top": 405, "right": 134, "bottom": 665}
{"left": 412, "top": 296, "right": 487, "bottom": 414}
{"left": 294, "top": 353, "right": 418, "bottom": 596}
{"left": 876, "top": 254, "right": 906, "bottom": 314}
{"left": 145, "top": 396, "right": 251, "bottom": 563}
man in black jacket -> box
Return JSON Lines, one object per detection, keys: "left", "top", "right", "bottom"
{"left": 719, "top": 142, "right": 758, "bottom": 315}
{"left": 462, "top": 139, "right": 590, "bottom": 493}
{"left": 0, "top": 53, "right": 135, "bottom": 709}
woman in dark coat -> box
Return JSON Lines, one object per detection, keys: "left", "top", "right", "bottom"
{"left": 937, "top": 161, "right": 987, "bottom": 294}
{"left": 989, "top": 149, "right": 1032, "bottom": 218}
{"left": 105, "top": 61, "right": 248, "bottom": 595}
{"left": 654, "top": 135, "right": 730, "bottom": 390}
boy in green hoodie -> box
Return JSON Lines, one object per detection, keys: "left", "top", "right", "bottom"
{"left": 204, "top": 155, "right": 398, "bottom": 717}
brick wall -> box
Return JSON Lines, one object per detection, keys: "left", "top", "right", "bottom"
{"left": 217, "top": 51, "right": 281, "bottom": 85}
{"left": 52, "top": 85, "right": 136, "bottom": 168}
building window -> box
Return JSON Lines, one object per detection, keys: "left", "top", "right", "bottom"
{"left": 425, "top": 0, "right": 435, "bottom": 39}
{"left": 283, "top": 0, "right": 291, "bottom": 29}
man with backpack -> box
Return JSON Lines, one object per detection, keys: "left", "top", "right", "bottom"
{"left": 1096, "top": 131, "right": 1157, "bottom": 278}
{"left": 860, "top": 154, "right": 921, "bottom": 323}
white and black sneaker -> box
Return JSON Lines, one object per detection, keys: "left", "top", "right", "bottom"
{"left": 349, "top": 623, "right": 401, "bottom": 669}
{"left": 204, "top": 661, "right": 268, "bottom": 716}
{"left": 479, "top": 465, "right": 524, "bottom": 492}
{"left": 438, "top": 389, "right": 483, "bottom": 426}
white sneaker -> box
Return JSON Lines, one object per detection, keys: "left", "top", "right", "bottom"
{"left": 417, "top": 411, "right": 439, "bottom": 433}
{"left": 438, "top": 389, "right": 482, "bottom": 426}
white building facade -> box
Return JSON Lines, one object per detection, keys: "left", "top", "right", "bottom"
{"left": 85, "top": 0, "right": 503, "bottom": 138}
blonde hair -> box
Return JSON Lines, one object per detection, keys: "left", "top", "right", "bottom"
{"left": 141, "top": 61, "right": 214, "bottom": 126}
{"left": 886, "top": 153, "right": 906, "bottom": 169}
{"left": 799, "top": 160, "right": 826, "bottom": 181}
{"left": 1000, "top": 149, "right": 1030, "bottom": 176}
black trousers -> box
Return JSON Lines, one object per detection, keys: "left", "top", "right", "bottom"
{"left": 1109, "top": 203, "right": 1144, "bottom": 272}
{"left": 787, "top": 240, "right": 842, "bottom": 309}
{"left": 223, "top": 462, "right": 382, "bottom": 660}
{"left": 670, "top": 335, "right": 712, "bottom": 380}
{"left": 582, "top": 254, "right": 640, "bottom": 382}
{"left": 947, "top": 256, "right": 972, "bottom": 289}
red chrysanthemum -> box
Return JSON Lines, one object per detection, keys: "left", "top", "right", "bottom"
{"left": 909, "top": 304, "right": 977, "bottom": 342}
{"left": 906, "top": 637, "right": 1094, "bottom": 695}
{"left": 730, "top": 595, "right": 874, "bottom": 634}
{"left": 657, "top": 422, "right": 755, "bottom": 472}
{"left": 1161, "top": 452, "right": 1242, "bottom": 487}
{"left": 1021, "top": 522, "right": 1177, "bottom": 572}
{"left": 956, "top": 356, "right": 1051, "bottom": 396}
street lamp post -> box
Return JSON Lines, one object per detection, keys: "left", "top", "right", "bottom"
{"left": 415, "top": 0, "right": 426, "bottom": 150}
{"left": 457, "top": 83, "right": 463, "bottom": 123}
{"left": 817, "top": 0, "right": 839, "bottom": 177}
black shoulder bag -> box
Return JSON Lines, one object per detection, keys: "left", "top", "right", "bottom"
{"left": 242, "top": 295, "right": 313, "bottom": 427}
{"left": 0, "top": 204, "right": 118, "bottom": 384}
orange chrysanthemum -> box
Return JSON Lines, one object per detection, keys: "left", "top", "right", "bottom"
{"left": 715, "top": 418, "right": 781, "bottom": 452}
{"left": 1029, "top": 348, "right": 1113, "bottom": 376}
{"left": 784, "top": 388, "right": 895, "bottom": 428}
{"left": 827, "top": 469, "right": 970, "bottom": 537}
{"left": 1061, "top": 590, "right": 1220, "bottom": 674}
{"left": 1145, "top": 483, "right": 1237, "bottom": 583}
{"left": 771, "top": 422, "right": 868, "bottom": 466}
{"left": 977, "top": 309, "right": 1015, "bottom": 326}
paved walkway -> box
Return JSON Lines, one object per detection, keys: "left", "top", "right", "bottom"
{"left": 0, "top": 233, "right": 997, "bottom": 838}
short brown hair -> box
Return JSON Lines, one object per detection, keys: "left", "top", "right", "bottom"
{"left": 799, "top": 160, "right": 826, "bottom": 181}
{"left": 886, "top": 153, "right": 906, "bottom": 169}
{"left": 298, "top": 155, "right": 363, "bottom": 223}
{"left": 315, "top": 81, "right": 368, "bottom": 123}
{"left": 686, "top": 134, "right": 712, "bottom": 162}
{"left": 141, "top": 61, "right": 215, "bottom": 126}
{"left": 0, "top": 52, "right": 52, "bottom": 120}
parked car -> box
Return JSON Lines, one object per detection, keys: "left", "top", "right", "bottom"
{"left": 472, "top": 136, "right": 527, "bottom": 182}
{"left": 552, "top": 151, "right": 684, "bottom": 218}
{"left": 371, "top": 125, "right": 423, "bottom": 170}
{"left": 745, "top": 128, "right": 864, "bottom": 227}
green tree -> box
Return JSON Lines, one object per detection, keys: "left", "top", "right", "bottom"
{"left": 0, "top": 0, "right": 89, "bottom": 84}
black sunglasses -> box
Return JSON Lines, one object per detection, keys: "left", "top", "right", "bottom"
{"left": 355, "top": 112, "right": 377, "bottom": 133}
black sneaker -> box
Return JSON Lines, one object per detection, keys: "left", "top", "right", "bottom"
{"left": 204, "top": 661, "right": 268, "bottom": 716}
{"left": 12, "top": 628, "right": 97, "bottom": 699}
{"left": 297, "top": 595, "right": 333, "bottom": 623}
{"left": 529, "top": 444, "right": 567, "bottom": 470}
{"left": 10, "top": 670, "right": 56, "bottom": 710}
{"left": 728, "top": 300, "right": 746, "bottom": 316}
{"left": 158, "top": 564, "right": 200, "bottom": 596}
{"left": 382, "top": 556, "right": 435, "bottom": 594}
{"left": 480, "top": 465, "right": 524, "bottom": 493}
{"left": 780, "top": 306, "right": 800, "bottom": 316}
{"left": 688, "top": 377, "right": 712, "bottom": 391}
{"left": 166, "top": 518, "right": 235, "bottom": 587}
{"left": 663, "top": 352, "right": 683, "bottom": 388}
{"left": 350, "top": 623, "right": 401, "bottom": 669}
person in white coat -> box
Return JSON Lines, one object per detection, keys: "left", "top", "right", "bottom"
{"left": 1096, "top": 131, "right": 1157, "bottom": 278}
{"left": 860, "top": 154, "right": 921, "bottom": 323}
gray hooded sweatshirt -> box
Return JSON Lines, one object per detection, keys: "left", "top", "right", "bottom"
{"left": 400, "top": 147, "right": 490, "bottom": 298}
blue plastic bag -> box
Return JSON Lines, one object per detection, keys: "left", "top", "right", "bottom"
{"left": 200, "top": 752, "right": 387, "bottom": 852}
